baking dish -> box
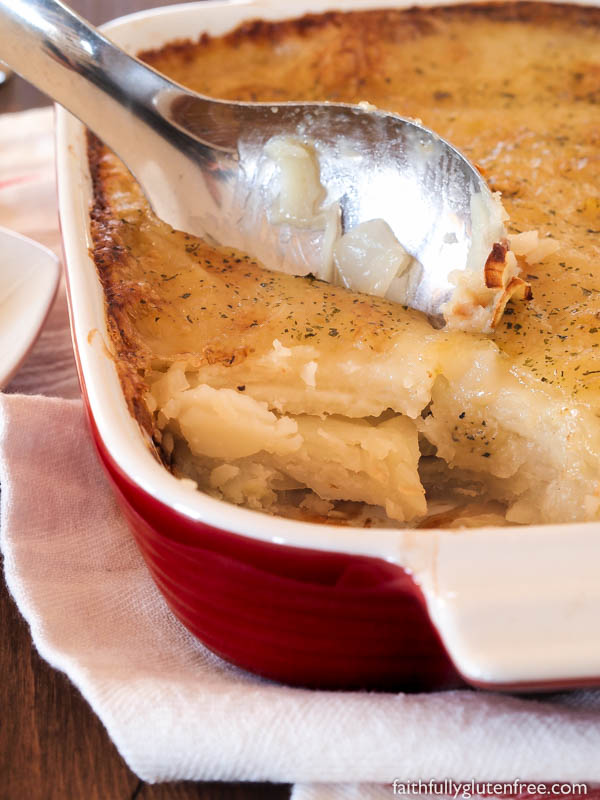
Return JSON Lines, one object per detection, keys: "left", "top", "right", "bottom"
{"left": 56, "top": 0, "right": 600, "bottom": 692}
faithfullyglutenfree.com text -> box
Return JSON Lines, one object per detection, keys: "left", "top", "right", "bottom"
{"left": 391, "top": 780, "right": 588, "bottom": 799}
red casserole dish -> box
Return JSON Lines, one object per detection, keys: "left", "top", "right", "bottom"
{"left": 56, "top": 0, "right": 600, "bottom": 692}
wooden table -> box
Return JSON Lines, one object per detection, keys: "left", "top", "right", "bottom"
{"left": 0, "top": 2, "right": 290, "bottom": 798}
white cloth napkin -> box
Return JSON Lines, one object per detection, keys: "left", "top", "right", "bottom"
{"left": 2, "top": 107, "right": 600, "bottom": 798}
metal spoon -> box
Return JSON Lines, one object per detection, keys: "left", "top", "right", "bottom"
{"left": 0, "top": 0, "right": 502, "bottom": 318}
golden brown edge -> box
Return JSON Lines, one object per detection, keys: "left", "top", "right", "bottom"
{"left": 87, "top": 131, "right": 155, "bottom": 439}
{"left": 137, "top": 2, "right": 600, "bottom": 66}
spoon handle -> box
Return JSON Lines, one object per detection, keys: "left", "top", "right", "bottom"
{"left": 0, "top": 0, "right": 195, "bottom": 167}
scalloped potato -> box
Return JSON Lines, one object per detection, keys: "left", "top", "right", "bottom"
{"left": 88, "top": 3, "right": 600, "bottom": 526}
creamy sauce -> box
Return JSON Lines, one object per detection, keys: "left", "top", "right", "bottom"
{"left": 140, "top": 4, "right": 600, "bottom": 411}
{"left": 88, "top": 4, "right": 600, "bottom": 527}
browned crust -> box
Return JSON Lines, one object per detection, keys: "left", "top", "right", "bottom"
{"left": 490, "top": 276, "right": 533, "bottom": 329}
{"left": 483, "top": 241, "right": 533, "bottom": 328}
{"left": 484, "top": 240, "right": 531, "bottom": 299}
{"left": 137, "top": 2, "right": 600, "bottom": 67}
{"left": 87, "top": 131, "right": 154, "bottom": 437}
{"left": 137, "top": 9, "right": 432, "bottom": 64}
{"left": 484, "top": 241, "right": 511, "bottom": 289}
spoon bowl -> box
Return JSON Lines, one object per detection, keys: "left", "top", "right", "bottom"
{"left": 0, "top": 0, "right": 502, "bottom": 318}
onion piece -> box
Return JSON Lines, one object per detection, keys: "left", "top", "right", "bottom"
{"left": 333, "top": 219, "right": 413, "bottom": 297}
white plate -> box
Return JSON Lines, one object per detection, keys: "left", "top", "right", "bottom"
{"left": 0, "top": 226, "right": 59, "bottom": 388}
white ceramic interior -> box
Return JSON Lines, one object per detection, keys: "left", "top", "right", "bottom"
{"left": 55, "top": 0, "right": 600, "bottom": 688}
{"left": 0, "top": 225, "right": 59, "bottom": 389}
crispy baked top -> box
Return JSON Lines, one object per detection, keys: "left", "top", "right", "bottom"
{"left": 136, "top": 2, "right": 600, "bottom": 408}
{"left": 90, "top": 2, "right": 600, "bottom": 421}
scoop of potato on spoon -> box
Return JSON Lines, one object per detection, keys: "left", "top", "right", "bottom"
{"left": 0, "top": 0, "right": 520, "bottom": 327}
